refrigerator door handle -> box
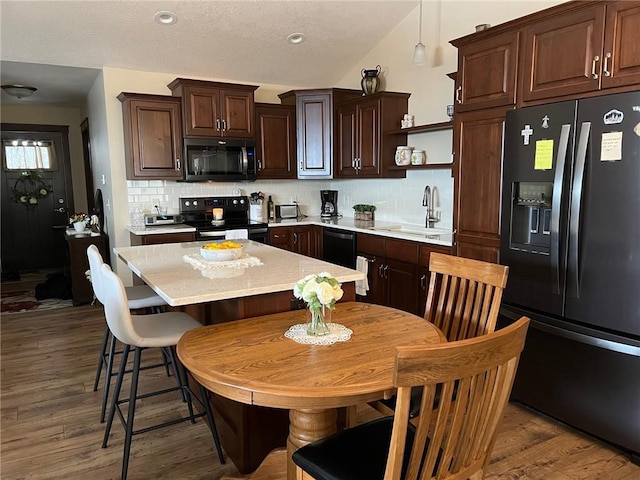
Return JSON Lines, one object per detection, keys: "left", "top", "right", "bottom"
{"left": 529, "top": 318, "right": 640, "bottom": 357}
{"left": 568, "top": 122, "right": 591, "bottom": 299}
{"left": 550, "top": 124, "right": 572, "bottom": 294}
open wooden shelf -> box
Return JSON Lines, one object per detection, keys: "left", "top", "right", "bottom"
{"left": 388, "top": 163, "right": 453, "bottom": 171}
{"left": 386, "top": 121, "right": 453, "bottom": 136}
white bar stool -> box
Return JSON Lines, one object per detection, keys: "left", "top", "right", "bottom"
{"left": 87, "top": 245, "right": 170, "bottom": 423}
{"left": 99, "top": 263, "right": 224, "bottom": 480}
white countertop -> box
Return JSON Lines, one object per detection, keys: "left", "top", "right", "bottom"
{"left": 126, "top": 217, "right": 453, "bottom": 247}
{"left": 114, "top": 240, "right": 364, "bottom": 307}
{"left": 127, "top": 224, "right": 196, "bottom": 235}
{"left": 270, "top": 216, "right": 454, "bottom": 247}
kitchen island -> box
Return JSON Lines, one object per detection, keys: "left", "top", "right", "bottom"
{"left": 114, "top": 239, "right": 365, "bottom": 472}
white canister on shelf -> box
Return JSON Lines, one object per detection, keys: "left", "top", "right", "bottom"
{"left": 411, "top": 150, "right": 426, "bottom": 165}
{"left": 395, "top": 146, "right": 413, "bottom": 166}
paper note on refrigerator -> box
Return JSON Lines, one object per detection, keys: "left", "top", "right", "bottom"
{"left": 534, "top": 139, "right": 554, "bottom": 170}
{"left": 600, "top": 131, "right": 623, "bottom": 161}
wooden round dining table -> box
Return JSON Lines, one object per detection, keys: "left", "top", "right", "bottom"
{"left": 177, "top": 301, "right": 442, "bottom": 480}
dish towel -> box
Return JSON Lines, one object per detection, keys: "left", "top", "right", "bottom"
{"left": 355, "top": 256, "right": 370, "bottom": 296}
{"left": 225, "top": 229, "right": 249, "bottom": 240}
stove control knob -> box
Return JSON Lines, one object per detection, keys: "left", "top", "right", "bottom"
{"left": 232, "top": 199, "right": 238, "bottom": 205}
{"left": 239, "top": 198, "right": 245, "bottom": 205}
{"left": 184, "top": 201, "right": 190, "bottom": 207}
{"left": 193, "top": 200, "right": 198, "bottom": 206}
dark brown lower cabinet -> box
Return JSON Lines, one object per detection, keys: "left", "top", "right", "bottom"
{"left": 268, "top": 225, "right": 316, "bottom": 257}
{"left": 356, "top": 234, "right": 421, "bottom": 315}
{"left": 417, "top": 244, "right": 454, "bottom": 316}
{"left": 129, "top": 231, "right": 195, "bottom": 246}
{"left": 65, "top": 233, "right": 107, "bottom": 305}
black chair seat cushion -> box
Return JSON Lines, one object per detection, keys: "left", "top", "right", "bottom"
{"left": 292, "top": 417, "right": 415, "bottom": 480}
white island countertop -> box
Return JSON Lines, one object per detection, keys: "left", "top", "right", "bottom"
{"left": 114, "top": 240, "right": 364, "bottom": 307}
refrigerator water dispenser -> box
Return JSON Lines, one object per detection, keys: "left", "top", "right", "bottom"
{"left": 509, "top": 182, "right": 553, "bottom": 253}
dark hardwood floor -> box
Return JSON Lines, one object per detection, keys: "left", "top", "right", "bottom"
{"left": 1, "top": 304, "right": 638, "bottom": 479}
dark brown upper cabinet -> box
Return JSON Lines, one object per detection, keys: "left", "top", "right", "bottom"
{"left": 336, "top": 92, "right": 409, "bottom": 178}
{"left": 521, "top": 1, "right": 640, "bottom": 102}
{"left": 255, "top": 103, "right": 296, "bottom": 179}
{"left": 279, "top": 88, "right": 362, "bottom": 179}
{"left": 168, "top": 78, "right": 258, "bottom": 138}
{"left": 452, "top": 30, "right": 519, "bottom": 112}
{"left": 118, "top": 92, "right": 183, "bottom": 180}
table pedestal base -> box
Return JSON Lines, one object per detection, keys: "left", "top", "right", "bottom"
{"left": 287, "top": 408, "right": 337, "bottom": 480}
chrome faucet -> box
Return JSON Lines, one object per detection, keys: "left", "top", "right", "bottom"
{"left": 423, "top": 185, "right": 441, "bottom": 228}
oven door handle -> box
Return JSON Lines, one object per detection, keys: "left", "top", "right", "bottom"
{"left": 199, "top": 231, "right": 226, "bottom": 238}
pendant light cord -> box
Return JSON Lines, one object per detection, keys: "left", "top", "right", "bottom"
{"left": 418, "top": 0, "right": 423, "bottom": 43}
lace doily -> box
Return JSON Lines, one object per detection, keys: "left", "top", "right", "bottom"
{"left": 284, "top": 323, "right": 353, "bottom": 345}
{"left": 183, "top": 253, "right": 263, "bottom": 278}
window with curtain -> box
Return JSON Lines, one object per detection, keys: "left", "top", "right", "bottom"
{"left": 2, "top": 139, "right": 58, "bottom": 170}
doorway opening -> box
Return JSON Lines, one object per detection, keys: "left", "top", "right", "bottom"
{"left": 1, "top": 123, "right": 74, "bottom": 278}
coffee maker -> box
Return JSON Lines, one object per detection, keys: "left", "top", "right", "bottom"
{"left": 320, "top": 190, "right": 338, "bottom": 217}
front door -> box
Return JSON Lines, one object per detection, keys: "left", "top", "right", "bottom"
{"left": 1, "top": 124, "right": 74, "bottom": 272}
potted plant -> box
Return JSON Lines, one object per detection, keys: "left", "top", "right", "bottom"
{"left": 69, "top": 213, "right": 90, "bottom": 232}
{"left": 353, "top": 204, "right": 376, "bottom": 222}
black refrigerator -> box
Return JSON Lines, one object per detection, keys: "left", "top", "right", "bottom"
{"left": 499, "top": 91, "right": 640, "bottom": 461}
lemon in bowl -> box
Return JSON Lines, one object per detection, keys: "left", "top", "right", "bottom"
{"left": 200, "top": 240, "right": 244, "bottom": 261}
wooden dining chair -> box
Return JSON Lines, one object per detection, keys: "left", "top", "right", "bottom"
{"left": 423, "top": 252, "right": 509, "bottom": 342}
{"left": 367, "top": 252, "right": 509, "bottom": 419}
{"left": 293, "top": 316, "right": 530, "bottom": 480}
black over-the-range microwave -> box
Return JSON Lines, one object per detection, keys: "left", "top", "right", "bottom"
{"left": 183, "top": 138, "right": 257, "bottom": 182}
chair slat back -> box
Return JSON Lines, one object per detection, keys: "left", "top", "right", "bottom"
{"left": 385, "top": 316, "right": 530, "bottom": 480}
{"left": 100, "top": 263, "right": 142, "bottom": 347}
{"left": 425, "top": 253, "right": 509, "bottom": 342}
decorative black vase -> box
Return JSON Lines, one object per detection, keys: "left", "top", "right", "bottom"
{"left": 361, "top": 65, "right": 381, "bottom": 96}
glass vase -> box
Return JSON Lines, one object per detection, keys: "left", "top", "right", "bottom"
{"left": 307, "top": 305, "right": 331, "bottom": 336}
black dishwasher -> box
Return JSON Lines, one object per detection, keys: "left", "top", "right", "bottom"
{"left": 322, "top": 228, "right": 356, "bottom": 269}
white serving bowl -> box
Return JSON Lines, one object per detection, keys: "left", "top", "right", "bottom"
{"left": 200, "top": 243, "right": 244, "bottom": 262}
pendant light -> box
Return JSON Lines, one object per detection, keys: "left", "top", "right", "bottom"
{"left": 412, "top": 0, "right": 426, "bottom": 65}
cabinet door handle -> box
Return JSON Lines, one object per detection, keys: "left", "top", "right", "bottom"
{"left": 357, "top": 157, "right": 361, "bottom": 170}
{"left": 420, "top": 274, "right": 427, "bottom": 290}
{"left": 54, "top": 207, "right": 66, "bottom": 213}
{"left": 176, "top": 159, "right": 181, "bottom": 170}
{"left": 352, "top": 158, "right": 356, "bottom": 168}
{"left": 378, "top": 264, "right": 385, "bottom": 278}
{"left": 384, "top": 264, "right": 389, "bottom": 279}
{"left": 216, "top": 119, "right": 221, "bottom": 131}
{"left": 591, "top": 55, "right": 600, "bottom": 79}
{"left": 293, "top": 232, "right": 298, "bottom": 244}
{"left": 222, "top": 119, "right": 227, "bottom": 131}
{"left": 455, "top": 86, "right": 462, "bottom": 104}
{"left": 603, "top": 52, "right": 612, "bottom": 77}
{"left": 257, "top": 160, "right": 262, "bottom": 170}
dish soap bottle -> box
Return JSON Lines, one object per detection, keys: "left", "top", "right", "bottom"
{"left": 267, "top": 195, "right": 275, "bottom": 221}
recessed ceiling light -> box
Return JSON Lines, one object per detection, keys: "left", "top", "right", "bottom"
{"left": 287, "top": 33, "right": 306, "bottom": 45}
{"left": 154, "top": 11, "right": 177, "bottom": 26}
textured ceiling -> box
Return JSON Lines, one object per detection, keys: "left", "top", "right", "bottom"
{"left": 0, "top": 0, "right": 417, "bottom": 106}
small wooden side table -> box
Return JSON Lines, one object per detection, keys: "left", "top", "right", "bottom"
{"left": 65, "top": 231, "right": 107, "bottom": 305}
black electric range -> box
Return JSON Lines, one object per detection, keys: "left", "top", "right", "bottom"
{"left": 179, "top": 196, "right": 269, "bottom": 243}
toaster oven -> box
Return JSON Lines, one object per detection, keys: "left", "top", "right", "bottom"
{"left": 276, "top": 204, "right": 297, "bottom": 219}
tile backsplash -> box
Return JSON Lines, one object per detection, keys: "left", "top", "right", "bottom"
{"left": 127, "top": 168, "right": 454, "bottom": 230}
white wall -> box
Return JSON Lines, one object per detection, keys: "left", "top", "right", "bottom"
{"left": 1, "top": 104, "right": 88, "bottom": 213}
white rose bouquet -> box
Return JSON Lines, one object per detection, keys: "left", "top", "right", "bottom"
{"left": 293, "top": 272, "right": 344, "bottom": 335}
